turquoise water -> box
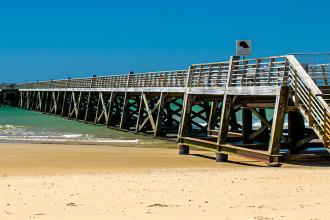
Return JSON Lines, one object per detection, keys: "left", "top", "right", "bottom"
{"left": 0, "top": 106, "right": 158, "bottom": 144}
{"left": 0, "top": 106, "right": 286, "bottom": 145}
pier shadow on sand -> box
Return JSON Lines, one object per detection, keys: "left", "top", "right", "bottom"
{"left": 189, "top": 152, "right": 330, "bottom": 168}
{"left": 189, "top": 153, "right": 267, "bottom": 167}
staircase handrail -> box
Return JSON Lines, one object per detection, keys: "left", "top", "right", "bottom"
{"left": 286, "top": 55, "right": 330, "bottom": 145}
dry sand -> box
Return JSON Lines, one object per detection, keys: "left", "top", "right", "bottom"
{"left": 0, "top": 143, "right": 330, "bottom": 219}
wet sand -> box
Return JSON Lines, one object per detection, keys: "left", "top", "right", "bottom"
{"left": 1, "top": 143, "right": 330, "bottom": 219}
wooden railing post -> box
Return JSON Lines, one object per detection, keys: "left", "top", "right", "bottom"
{"left": 207, "top": 64, "right": 212, "bottom": 87}
{"left": 49, "top": 79, "right": 53, "bottom": 89}
{"left": 253, "top": 59, "right": 260, "bottom": 86}
{"left": 226, "top": 56, "right": 240, "bottom": 88}
{"left": 241, "top": 60, "right": 247, "bottom": 86}
{"left": 185, "top": 66, "right": 193, "bottom": 88}
{"left": 324, "top": 109, "right": 329, "bottom": 147}
{"left": 90, "top": 75, "right": 96, "bottom": 89}
{"left": 127, "top": 71, "right": 134, "bottom": 88}
{"left": 281, "top": 59, "right": 288, "bottom": 86}
{"left": 66, "top": 77, "right": 71, "bottom": 88}
{"left": 266, "top": 58, "right": 275, "bottom": 86}
{"left": 322, "top": 64, "right": 328, "bottom": 85}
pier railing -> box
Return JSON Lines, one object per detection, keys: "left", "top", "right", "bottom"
{"left": 187, "top": 61, "right": 230, "bottom": 87}
{"left": 229, "top": 56, "right": 288, "bottom": 87}
{"left": 14, "top": 70, "right": 189, "bottom": 90}
{"left": 0, "top": 83, "right": 16, "bottom": 90}
{"left": 12, "top": 56, "right": 292, "bottom": 90}
{"left": 2, "top": 55, "right": 329, "bottom": 93}
{"left": 129, "top": 70, "right": 188, "bottom": 87}
{"left": 3, "top": 55, "right": 329, "bottom": 92}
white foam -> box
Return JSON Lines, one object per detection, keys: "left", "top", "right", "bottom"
{"left": 61, "top": 134, "right": 84, "bottom": 138}
{"left": 0, "top": 125, "right": 24, "bottom": 129}
{"left": 0, "top": 136, "right": 139, "bottom": 143}
{"left": 0, "top": 124, "right": 139, "bottom": 144}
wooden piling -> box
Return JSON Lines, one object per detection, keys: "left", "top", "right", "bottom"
{"left": 242, "top": 108, "right": 252, "bottom": 144}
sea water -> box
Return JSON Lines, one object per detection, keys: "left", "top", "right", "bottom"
{"left": 0, "top": 106, "right": 155, "bottom": 144}
{"left": 0, "top": 106, "right": 278, "bottom": 143}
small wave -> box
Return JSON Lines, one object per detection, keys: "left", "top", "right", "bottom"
{"left": 0, "top": 125, "right": 139, "bottom": 144}
{"left": 0, "top": 125, "right": 24, "bottom": 130}
{"left": 61, "top": 134, "right": 84, "bottom": 138}
{"left": 0, "top": 136, "right": 139, "bottom": 143}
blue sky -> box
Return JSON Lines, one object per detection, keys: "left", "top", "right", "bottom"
{"left": 0, "top": 0, "right": 329, "bottom": 82}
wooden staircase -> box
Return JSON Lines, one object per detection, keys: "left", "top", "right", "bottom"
{"left": 288, "top": 56, "right": 330, "bottom": 148}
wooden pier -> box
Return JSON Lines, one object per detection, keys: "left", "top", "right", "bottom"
{"left": 1, "top": 54, "right": 330, "bottom": 166}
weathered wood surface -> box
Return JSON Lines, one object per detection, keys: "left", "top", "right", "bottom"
{"left": 2, "top": 54, "right": 330, "bottom": 165}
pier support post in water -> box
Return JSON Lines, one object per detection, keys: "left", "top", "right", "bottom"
{"left": 288, "top": 111, "right": 306, "bottom": 154}
{"left": 120, "top": 92, "right": 130, "bottom": 129}
{"left": 154, "top": 92, "right": 166, "bottom": 137}
{"left": 106, "top": 92, "right": 116, "bottom": 126}
{"left": 258, "top": 108, "right": 270, "bottom": 141}
{"left": 178, "top": 94, "right": 194, "bottom": 141}
{"left": 207, "top": 101, "right": 219, "bottom": 135}
{"left": 242, "top": 108, "right": 252, "bottom": 144}
{"left": 178, "top": 144, "right": 189, "bottom": 155}
{"left": 135, "top": 93, "right": 144, "bottom": 133}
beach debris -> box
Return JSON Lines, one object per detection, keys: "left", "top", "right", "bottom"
{"left": 34, "top": 213, "right": 45, "bottom": 216}
{"left": 148, "top": 203, "right": 168, "bottom": 208}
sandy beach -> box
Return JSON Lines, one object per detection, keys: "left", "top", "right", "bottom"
{"left": 1, "top": 143, "right": 330, "bottom": 220}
